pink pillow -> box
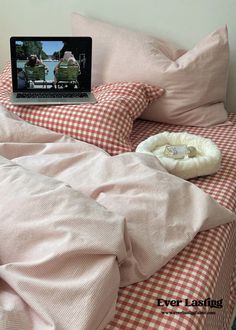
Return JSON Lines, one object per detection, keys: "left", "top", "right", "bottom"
{"left": 72, "top": 13, "right": 230, "bottom": 127}
{"left": 0, "top": 69, "right": 164, "bottom": 155}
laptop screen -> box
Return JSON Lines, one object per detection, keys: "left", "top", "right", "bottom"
{"left": 10, "top": 36, "right": 92, "bottom": 93}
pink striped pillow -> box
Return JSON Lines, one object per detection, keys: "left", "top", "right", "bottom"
{"left": 0, "top": 64, "right": 164, "bottom": 155}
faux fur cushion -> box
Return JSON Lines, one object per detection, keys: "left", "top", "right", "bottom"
{"left": 136, "top": 132, "right": 221, "bottom": 179}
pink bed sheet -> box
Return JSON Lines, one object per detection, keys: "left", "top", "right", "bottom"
{"left": 105, "top": 113, "right": 236, "bottom": 330}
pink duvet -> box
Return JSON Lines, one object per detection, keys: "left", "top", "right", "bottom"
{"left": 0, "top": 106, "right": 235, "bottom": 330}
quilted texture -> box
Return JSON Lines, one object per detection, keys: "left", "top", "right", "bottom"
{"left": 0, "top": 64, "right": 164, "bottom": 155}
{"left": 72, "top": 13, "right": 230, "bottom": 127}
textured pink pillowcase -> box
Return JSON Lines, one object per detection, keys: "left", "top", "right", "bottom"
{"left": 72, "top": 13, "right": 230, "bottom": 127}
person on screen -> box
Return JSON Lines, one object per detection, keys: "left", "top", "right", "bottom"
{"left": 25, "top": 55, "right": 49, "bottom": 72}
{"left": 54, "top": 51, "right": 79, "bottom": 71}
{"left": 53, "top": 51, "right": 80, "bottom": 88}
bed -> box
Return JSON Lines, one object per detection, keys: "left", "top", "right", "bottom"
{"left": 0, "top": 13, "right": 236, "bottom": 330}
{"left": 0, "top": 83, "right": 235, "bottom": 330}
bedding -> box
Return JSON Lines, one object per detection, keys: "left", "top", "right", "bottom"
{"left": 72, "top": 13, "right": 230, "bottom": 127}
{"left": 0, "top": 155, "right": 126, "bottom": 330}
{"left": 0, "top": 106, "right": 235, "bottom": 330}
{"left": 105, "top": 112, "right": 236, "bottom": 330}
{"left": 0, "top": 66, "right": 164, "bottom": 155}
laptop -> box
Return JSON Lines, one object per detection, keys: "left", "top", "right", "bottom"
{"left": 10, "top": 36, "right": 97, "bottom": 105}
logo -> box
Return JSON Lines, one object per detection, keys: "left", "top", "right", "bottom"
{"left": 156, "top": 298, "right": 223, "bottom": 309}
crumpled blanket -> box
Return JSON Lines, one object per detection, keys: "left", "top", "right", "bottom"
{"left": 0, "top": 105, "right": 235, "bottom": 330}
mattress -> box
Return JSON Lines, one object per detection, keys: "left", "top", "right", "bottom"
{"left": 106, "top": 113, "right": 236, "bottom": 330}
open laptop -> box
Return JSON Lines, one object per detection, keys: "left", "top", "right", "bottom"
{"left": 10, "top": 36, "right": 97, "bottom": 105}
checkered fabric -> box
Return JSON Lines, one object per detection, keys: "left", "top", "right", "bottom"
{"left": 0, "top": 63, "right": 163, "bottom": 156}
{"left": 105, "top": 114, "right": 236, "bottom": 330}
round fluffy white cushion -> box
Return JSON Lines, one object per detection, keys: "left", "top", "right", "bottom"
{"left": 136, "top": 132, "right": 221, "bottom": 179}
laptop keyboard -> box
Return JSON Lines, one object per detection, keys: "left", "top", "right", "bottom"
{"left": 16, "top": 92, "right": 89, "bottom": 99}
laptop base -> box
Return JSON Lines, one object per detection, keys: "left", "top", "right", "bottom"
{"left": 11, "top": 92, "right": 97, "bottom": 105}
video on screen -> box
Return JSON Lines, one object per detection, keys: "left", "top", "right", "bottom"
{"left": 15, "top": 40, "right": 89, "bottom": 91}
